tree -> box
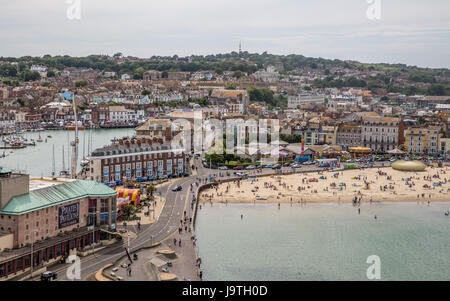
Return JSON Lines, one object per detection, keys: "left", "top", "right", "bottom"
{"left": 233, "top": 71, "right": 243, "bottom": 79}
{"left": 113, "top": 52, "right": 123, "bottom": 58}
{"left": 146, "top": 185, "right": 156, "bottom": 197}
{"left": 75, "top": 80, "right": 88, "bottom": 87}
{"left": 133, "top": 67, "right": 145, "bottom": 80}
{"left": 0, "top": 64, "right": 18, "bottom": 77}
{"left": 141, "top": 89, "right": 152, "bottom": 96}
{"left": 427, "top": 84, "right": 446, "bottom": 96}
{"left": 121, "top": 204, "right": 137, "bottom": 220}
{"left": 417, "top": 116, "right": 427, "bottom": 125}
{"left": 18, "top": 69, "right": 40, "bottom": 81}
{"left": 225, "top": 82, "right": 237, "bottom": 90}
{"left": 47, "top": 70, "right": 56, "bottom": 77}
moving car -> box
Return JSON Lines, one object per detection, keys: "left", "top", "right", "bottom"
{"left": 171, "top": 186, "right": 182, "bottom": 192}
{"left": 41, "top": 271, "right": 57, "bottom": 281}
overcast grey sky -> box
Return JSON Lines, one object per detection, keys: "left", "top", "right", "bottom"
{"left": 0, "top": 0, "right": 449, "bottom": 68}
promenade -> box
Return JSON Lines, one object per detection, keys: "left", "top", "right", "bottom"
{"left": 43, "top": 159, "right": 388, "bottom": 281}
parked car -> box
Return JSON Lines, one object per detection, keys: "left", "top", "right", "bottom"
{"left": 283, "top": 162, "right": 291, "bottom": 167}
{"left": 233, "top": 166, "right": 244, "bottom": 170}
{"left": 291, "top": 163, "right": 301, "bottom": 168}
{"left": 264, "top": 164, "right": 273, "bottom": 168}
{"left": 172, "top": 186, "right": 182, "bottom": 192}
{"left": 302, "top": 161, "right": 315, "bottom": 165}
{"left": 218, "top": 166, "right": 228, "bottom": 170}
{"left": 41, "top": 271, "right": 57, "bottom": 281}
{"left": 245, "top": 165, "right": 256, "bottom": 170}
{"left": 272, "top": 164, "right": 281, "bottom": 169}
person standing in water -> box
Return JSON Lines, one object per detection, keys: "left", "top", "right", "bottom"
{"left": 241, "top": 214, "right": 243, "bottom": 219}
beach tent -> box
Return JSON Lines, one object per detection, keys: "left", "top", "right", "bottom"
{"left": 387, "top": 148, "right": 405, "bottom": 155}
{"left": 116, "top": 188, "right": 141, "bottom": 207}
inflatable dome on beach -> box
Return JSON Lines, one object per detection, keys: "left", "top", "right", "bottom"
{"left": 391, "top": 160, "right": 426, "bottom": 172}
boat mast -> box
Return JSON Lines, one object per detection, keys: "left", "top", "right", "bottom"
{"left": 83, "top": 128, "right": 86, "bottom": 159}
{"left": 62, "top": 145, "right": 65, "bottom": 172}
{"left": 52, "top": 144, "right": 55, "bottom": 178}
{"left": 70, "top": 91, "right": 79, "bottom": 179}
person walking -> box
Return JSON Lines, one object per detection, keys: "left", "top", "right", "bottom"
{"left": 179, "top": 239, "right": 182, "bottom": 247}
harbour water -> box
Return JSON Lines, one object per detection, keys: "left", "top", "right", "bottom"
{"left": 195, "top": 202, "right": 450, "bottom": 281}
{"left": 0, "top": 128, "right": 132, "bottom": 177}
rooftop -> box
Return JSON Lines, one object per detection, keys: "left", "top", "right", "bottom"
{"left": 0, "top": 180, "right": 117, "bottom": 215}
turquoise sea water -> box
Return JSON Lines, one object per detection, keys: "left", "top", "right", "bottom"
{"left": 0, "top": 128, "right": 132, "bottom": 177}
{"left": 195, "top": 202, "right": 450, "bottom": 281}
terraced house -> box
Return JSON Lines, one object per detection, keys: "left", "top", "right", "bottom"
{"left": 88, "top": 137, "right": 187, "bottom": 183}
{"left": 405, "top": 126, "right": 442, "bottom": 155}
{"left": 361, "top": 116, "right": 404, "bottom": 152}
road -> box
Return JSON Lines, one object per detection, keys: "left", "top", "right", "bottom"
{"left": 48, "top": 158, "right": 387, "bottom": 281}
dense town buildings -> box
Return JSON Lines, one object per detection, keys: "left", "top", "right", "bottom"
{"left": 0, "top": 54, "right": 449, "bottom": 158}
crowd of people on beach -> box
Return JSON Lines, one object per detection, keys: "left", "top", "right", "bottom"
{"left": 199, "top": 166, "right": 450, "bottom": 206}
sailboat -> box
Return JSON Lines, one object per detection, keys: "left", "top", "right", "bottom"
{"left": 70, "top": 91, "right": 79, "bottom": 179}
{"left": 36, "top": 133, "right": 43, "bottom": 142}
{"left": 51, "top": 144, "right": 56, "bottom": 179}
{"left": 80, "top": 128, "right": 89, "bottom": 167}
{"left": 60, "top": 145, "right": 70, "bottom": 177}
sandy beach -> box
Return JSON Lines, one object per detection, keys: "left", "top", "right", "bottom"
{"left": 199, "top": 166, "right": 450, "bottom": 204}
